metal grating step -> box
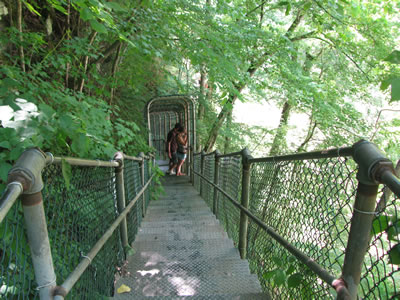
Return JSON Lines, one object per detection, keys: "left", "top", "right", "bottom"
{"left": 140, "top": 219, "right": 220, "bottom": 228}
{"left": 137, "top": 224, "right": 226, "bottom": 236}
{"left": 143, "top": 211, "right": 216, "bottom": 222}
{"left": 147, "top": 206, "right": 211, "bottom": 215}
{"left": 134, "top": 229, "right": 228, "bottom": 242}
{"left": 114, "top": 293, "right": 270, "bottom": 300}
{"left": 148, "top": 201, "right": 208, "bottom": 209}
{"left": 114, "top": 176, "right": 267, "bottom": 299}
{"left": 114, "top": 273, "right": 262, "bottom": 298}
{"left": 124, "top": 256, "right": 252, "bottom": 278}
{"left": 130, "top": 238, "right": 236, "bottom": 252}
{"left": 129, "top": 243, "right": 240, "bottom": 263}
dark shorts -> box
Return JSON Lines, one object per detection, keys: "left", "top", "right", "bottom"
{"left": 177, "top": 152, "right": 187, "bottom": 161}
{"left": 170, "top": 152, "right": 178, "bottom": 164}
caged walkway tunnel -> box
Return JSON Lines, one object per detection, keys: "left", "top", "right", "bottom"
{"left": 1, "top": 95, "right": 400, "bottom": 299}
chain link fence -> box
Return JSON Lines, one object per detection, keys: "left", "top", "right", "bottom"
{"left": 193, "top": 153, "right": 201, "bottom": 191}
{"left": 360, "top": 179, "right": 400, "bottom": 299}
{"left": 216, "top": 155, "right": 242, "bottom": 245}
{"left": 247, "top": 157, "right": 356, "bottom": 299}
{"left": 124, "top": 159, "right": 144, "bottom": 244}
{"left": 1, "top": 200, "right": 35, "bottom": 298}
{"left": 0, "top": 151, "right": 155, "bottom": 300}
{"left": 192, "top": 145, "right": 400, "bottom": 299}
{"left": 202, "top": 154, "right": 215, "bottom": 209}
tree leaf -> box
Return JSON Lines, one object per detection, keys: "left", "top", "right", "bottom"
{"left": 124, "top": 246, "right": 136, "bottom": 256}
{"left": 274, "top": 269, "right": 286, "bottom": 286}
{"left": 117, "top": 284, "right": 131, "bottom": 294}
{"left": 89, "top": 20, "right": 107, "bottom": 34}
{"left": 388, "top": 243, "right": 400, "bottom": 265}
{"left": 371, "top": 215, "right": 390, "bottom": 235}
{"left": 71, "top": 133, "right": 89, "bottom": 157}
{"left": 22, "top": 0, "right": 41, "bottom": 16}
{"left": 272, "top": 256, "right": 284, "bottom": 267}
{"left": 380, "top": 77, "right": 394, "bottom": 91}
{"left": 0, "top": 163, "right": 12, "bottom": 182}
{"left": 288, "top": 273, "right": 303, "bottom": 288}
{"left": 106, "top": 2, "right": 125, "bottom": 12}
{"left": 285, "top": 3, "right": 291, "bottom": 16}
{"left": 263, "top": 269, "right": 277, "bottom": 280}
{"left": 61, "top": 159, "right": 72, "bottom": 190}
{"left": 387, "top": 220, "right": 400, "bottom": 241}
{"left": 390, "top": 78, "right": 400, "bottom": 102}
{"left": 0, "top": 141, "right": 11, "bottom": 149}
{"left": 286, "top": 264, "right": 296, "bottom": 275}
{"left": 384, "top": 50, "right": 400, "bottom": 64}
{"left": 80, "top": 7, "right": 95, "bottom": 21}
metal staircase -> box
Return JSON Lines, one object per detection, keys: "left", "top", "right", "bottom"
{"left": 113, "top": 176, "right": 270, "bottom": 299}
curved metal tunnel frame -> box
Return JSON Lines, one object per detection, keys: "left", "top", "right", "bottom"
{"left": 145, "top": 95, "right": 196, "bottom": 175}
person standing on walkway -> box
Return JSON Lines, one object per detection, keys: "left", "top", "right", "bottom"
{"left": 166, "top": 123, "right": 181, "bottom": 175}
{"left": 176, "top": 126, "right": 188, "bottom": 176}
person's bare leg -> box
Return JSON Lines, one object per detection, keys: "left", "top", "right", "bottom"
{"left": 177, "top": 160, "right": 186, "bottom": 176}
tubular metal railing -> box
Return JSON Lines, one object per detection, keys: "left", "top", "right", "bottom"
{"left": 192, "top": 140, "right": 400, "bottom": 300}
{"left": 0, "top": 148, "right": 156, "bottom": 300}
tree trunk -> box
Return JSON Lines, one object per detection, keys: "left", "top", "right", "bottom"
{"left": 269, "top": 101, "right": 291, "bottom": 156}
{"left": 196, "top": 66, "right": 207, "bottom": 152}
{"left": 204, "top": 92, "right": 237, "bottom": 152}
{"left": 109, "top": 42, "right": 123, "bottom": 106}
{"left": 223, "top": 110, "right": 232, "bottom": 154}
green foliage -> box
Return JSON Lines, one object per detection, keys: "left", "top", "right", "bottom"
{"left": 388, "top": 244, "right": 400, "bottom": 265}
{"left": 381, "top": 50, "right": 400, "bottom": 102}
{"left": 262, "top": 255, "right": 304, "bottom": 289}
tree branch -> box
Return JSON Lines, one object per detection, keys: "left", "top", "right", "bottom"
{"left": 370, "top": 109, "right": 400, "bottom": 141}
{"left": 296, "top": 121, "right": 317, "bottom": 152}
{"left": 93, "top": 40, "right": 121, "bottom": 65}
{"left": 17, "top": 0, "right": 25, "bottom": 72}
{"left": 79, "top": 31, "right": 98, "bottom": 93}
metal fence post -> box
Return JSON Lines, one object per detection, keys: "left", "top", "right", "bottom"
{"left": 239, "top": 148, "right": 253, "bottom": 259}
{"left": 340, "top": 140, "right": 395, "bottom": 299}
{"left": 200, "top": 150, "right": 205, "bottom": 198}
{"left": 7, "top": 148, "right": 57, "bottom": 300}
{"left": 213, "top": 150, "right": 221, "bottom": 215}
{"left": 139, "top": 152, "right": 146, "bottom": 217}
{"left": 114, "top": 152, "right": 129, "bottom": 253}
{"left": 189, "top": 147, "right": 194, "bottom": 184}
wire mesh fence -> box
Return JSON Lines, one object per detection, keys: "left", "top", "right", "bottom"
{"left": 0, "top": 153, "right": 155, "bottom": 300}
{"left": 192, "top": 148, "right": 400, "bottom": 299}
{"left": 360, "top": 183, "right": 400, "bottom": 299}
{"left": 247, "top": 157, "right": 357, "bottom": 299}
{"left": 193, "top": 153, "right": 201, "bottom": 191}
{"left": 43, "top": 164, "right": 123, "bottom": 300}
{"left": 202, "top": 154, "right": 215, "bottom": 209}
{"left": 124, "top": 159, "right": 144, "bottom": 245}
{"left": 1, "top": 200, "right": 36, "bottom": 299}
{"left": 216, "top": 155, "right": 242, "bottom": 245}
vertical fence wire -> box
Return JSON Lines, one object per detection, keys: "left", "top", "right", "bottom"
{"left": 203, "top": 155, "right": 215, "bottom": 209}
{"left": 0, "top": 200, "right": 37, "bottom": 299}
{"left": 42, "top": 164, "right": 124, "bottom": 300}
{"left": 246, "top": 157, "right": 357, "bottom": 299}
{"left": 124, "top": 159, "right": 143, "bottom": 244}
{"left": 144, "top": 159, "right": 150, "bottom": 210}
{"left": 217, "top": 155, "right": 242, "bottom": 246}
{"left": 193, "top": 154, "right": 201, "bottom": 191}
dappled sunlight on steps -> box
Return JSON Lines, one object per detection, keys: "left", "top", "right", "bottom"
{"left": 113, "top": 176, "right": 270, "bottom": 299}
